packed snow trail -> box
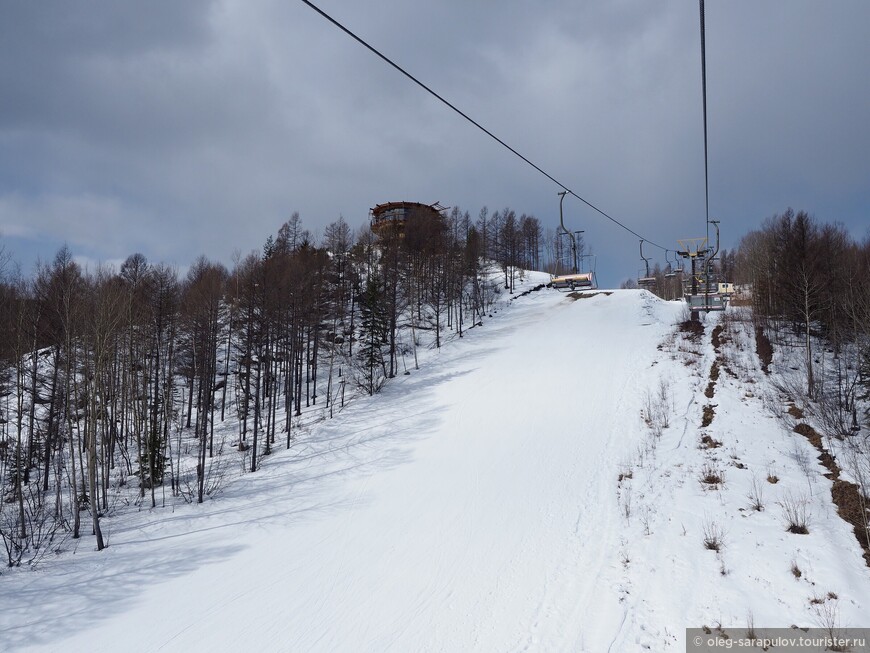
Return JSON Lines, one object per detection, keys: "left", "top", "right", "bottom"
{"left": 4, "top": 288, "right": 682, "bottom": 652}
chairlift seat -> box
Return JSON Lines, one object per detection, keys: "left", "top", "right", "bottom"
{"left": 685, "top": 293, "right": 728, "bottom": 312}
{"left": 551, "top": 272, "right": 595, "bottom": 291}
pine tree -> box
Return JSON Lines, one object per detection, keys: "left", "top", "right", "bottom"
{"left": 357, "top": 275, "right": 388, "bottom": 396}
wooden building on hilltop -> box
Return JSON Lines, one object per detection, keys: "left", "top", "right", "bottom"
{"left": 370, "top": 201, "right": 447, "bottom": 238}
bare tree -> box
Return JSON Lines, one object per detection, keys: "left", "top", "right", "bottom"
{"left": 182, "top": 257, "right": 227, "bottom": 502}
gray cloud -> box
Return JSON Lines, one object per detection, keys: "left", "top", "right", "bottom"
{"left": 1, "top": 0, "right": 868, "bottom": 285}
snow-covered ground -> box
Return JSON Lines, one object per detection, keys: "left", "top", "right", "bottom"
{"left": 2, "top": 276, "right": 868, "bottom": 652}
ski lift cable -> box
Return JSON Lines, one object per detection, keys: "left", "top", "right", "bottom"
{"left": 300, "top": 0, "right": 669, "bottom": 251}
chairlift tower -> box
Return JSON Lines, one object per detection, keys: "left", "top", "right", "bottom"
{"left": 704, "top": 220, "right": 720, "bottom": 311}
{"left": 677, "top": 237, "right": 710, "bottom": 321}
{"left": 574, "top": 230, "right": 584, "bottom": 274}
{"left": 678, "top": 224, "right": 727, "bottom": 320}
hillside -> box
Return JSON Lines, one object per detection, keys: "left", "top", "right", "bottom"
{"left": 1, "top": 277, "right": 868, "bottom": 652}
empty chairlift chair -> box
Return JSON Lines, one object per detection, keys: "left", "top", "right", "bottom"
{"left": 638, "top": 240, "right": 657, "bottom": 290}
{"left": 551, "top": 271, "right": 596, "bottom": 291}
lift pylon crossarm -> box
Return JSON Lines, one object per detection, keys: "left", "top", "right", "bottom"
{"left": 676, "top": 238, "right": 708, "bottom": 258}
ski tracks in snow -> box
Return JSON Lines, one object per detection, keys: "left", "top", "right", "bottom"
{"left": 5, "top": 288, "right": 711, "bottom": 653}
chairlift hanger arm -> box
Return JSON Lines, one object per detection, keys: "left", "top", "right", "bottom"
{"left": 702, "top": 220, "right": 720, "bottom": 276}
{"left": 639, "top": 239, "right": 651, "bottom": 277}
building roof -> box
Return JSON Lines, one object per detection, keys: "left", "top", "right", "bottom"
{"left": 370, "top": 201, "right": 447, "bottom": 218}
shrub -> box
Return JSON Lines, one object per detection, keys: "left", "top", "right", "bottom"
{"left": 700, "top": 463, "right": 725, "bottom": 487}
{"left": 702, "top": 517, "right": 726, "bottom": 551}
{"left": 780, "top": 492, "right": 811, "bottom": 534}
{"left": 791, "top": 560, "right": 802, "bottom": 579}
{"left": 747, "top": 475, "right": 765, "bottom": 511}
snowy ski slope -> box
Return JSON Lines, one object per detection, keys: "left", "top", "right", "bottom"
{"left": 2, "top": 277, "right": 868, "bottom": 652}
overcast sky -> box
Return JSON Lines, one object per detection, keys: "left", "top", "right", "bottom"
{"left": 2, "top": 0, "right": 868, "bottom": 285}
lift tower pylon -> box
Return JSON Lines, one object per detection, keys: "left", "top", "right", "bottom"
{"left": 677, "top": 237, "right": 709, "bottom": 321}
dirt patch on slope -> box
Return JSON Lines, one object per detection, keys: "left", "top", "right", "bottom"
{"left": 701, "top": 404, "right": 716, "bottom": 427}
{"left": 755, "top": 326, "right": 773, "bottom": 374}
{"left": 679, "top": 320, "right": 704, "bottom": 341}
{"left": 566, "top": 291, "right": 613, "bottom": 301}
{"left": 793, "top": 421, "right": 870, "bottom": 566}
{"left": 711, "top": 324, "right": 724, "bottom": 351}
